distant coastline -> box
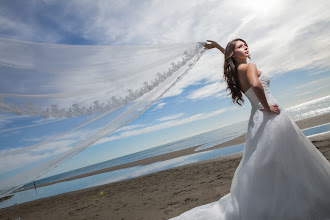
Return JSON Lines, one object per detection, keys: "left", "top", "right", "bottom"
{"left": 12, "top": 112, "right": 330, "bottom": 193}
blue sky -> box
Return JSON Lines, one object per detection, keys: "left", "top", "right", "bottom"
{"left": 0, "top": 0, "right": 330, "bottom": 180}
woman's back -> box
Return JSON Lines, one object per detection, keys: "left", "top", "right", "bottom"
{"left": 236, "top": 63, "right": 262, "bottom": 94}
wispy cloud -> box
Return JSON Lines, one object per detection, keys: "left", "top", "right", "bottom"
{"left": 187, "top": 81, "right": 227, "bottom": 100}
{"left": 0, "top": 117, "right": 13, "bottom": 130}
{"left": 0, "top": 139, "right": 74, "bottom": 173}
{"left": 0, "top": 125, "right": 99, "bottom": 174}
{"left": 157, "top": 113, "right": 184, "bottom": 121}
{"left": 94, "top": 107, "right": 235, "bottom": 145}
{"left": 0, "top": 118, "right": 64, "bottom": 133}
{"left": 116, "top": 124, "right": 146, "bottom": 132}
{"left": 151, "top": 102, "right": 167, "bottom": 111}
{"left": 295, "top": 77, "right": 330, "bottom": 89}
{"left": 296, "top": 84, "right": 330, "bottom": 97}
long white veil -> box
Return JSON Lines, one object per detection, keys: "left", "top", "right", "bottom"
{"left": 0, "top": 37, "right": 206, "bottom": 196}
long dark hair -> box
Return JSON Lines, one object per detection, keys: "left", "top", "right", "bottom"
{"left": 223, "top": 38, "right": 250, "bottom": 106}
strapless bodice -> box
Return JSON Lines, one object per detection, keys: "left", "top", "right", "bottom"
{"left": 243, "top": 72, "right": 279, "bottom": 110}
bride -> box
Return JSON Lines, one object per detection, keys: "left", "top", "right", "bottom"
{"left": 170, "top": 39, "right": 330, "bottom": 220}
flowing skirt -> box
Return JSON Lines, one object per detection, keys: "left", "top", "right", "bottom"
{"left": 170, "top": 108, "right": 330, "bottom": 220}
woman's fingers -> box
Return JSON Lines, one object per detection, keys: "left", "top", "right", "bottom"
{"left": 259, "top": 105, "right": 280, "bottom": 114}
{"left": 204, "top": 45, "right": 214, "bottom": 50}
{"left": 204, "top": 44, "right": 211, "bottom": 49}
{"left": 204, "top": 42, "right": 213, "bottom": 49}
{"left": 204, "top": 40, "right": 217, "bottom": 50}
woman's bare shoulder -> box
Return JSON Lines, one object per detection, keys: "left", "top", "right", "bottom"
{"left": 237, "top": 63, "right": 250, "bottom": 72}
{"left": 237, "top": 63, "right": 261, "bottom": 75}
{"left": 237, "top": 63, "right": 256, "bottom": 69}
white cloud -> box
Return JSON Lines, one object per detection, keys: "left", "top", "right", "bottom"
{"left": 0, "top": 123, "right": 107, "bottom": 180}
{"left": 151, "top": 102, "right": 167, "bottom": 111}
{"left": 1, "top": 0, "right": 329, "bottom": 101}
{"left": 116, "top": 124, "right": 146, "bottom": 132}
{"left": 187, "top": 81, "right": 227, "bottom": 100}
{"left": 21, "top": 134, "right": 54, "bottom": 143}
{"left": 296, "top": 84, "right": 330, "bottom": 97}
{"left": 295, "top": 77, "right": 330, "bottom": 89}
{"left": 0, "top": 117, "right": 14, "bottom": 130}
{"left": 157, "top": 113, "right": 184, "bottom": 121}
{"left": 162, "top": 50, "right": 225, "bottom": 98}
{"left": 0, "top": 139, "right": 74, "bottom": 174}
{"left": 0, "top": 118, "right": 64, "bottom": 133}
{"left": 93, "top": 106, "right": 235, "bottom": 145}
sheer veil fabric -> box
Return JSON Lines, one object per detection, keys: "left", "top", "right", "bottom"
{"left": 170, "top": 72, "right": 330, "bottom": 220}
{"left": 0, "top": 37, "right": 206, "bottom": 196}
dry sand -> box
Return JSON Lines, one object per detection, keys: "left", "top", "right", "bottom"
{"left": 0, "top": 112, "right": 329, "bottom": 220}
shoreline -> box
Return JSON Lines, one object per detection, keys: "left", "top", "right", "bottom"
{"left": 15, "top": 112, "right": 330, "bottom": 192}
{"left": 0, "top": 112, "right": 329, "bottom": 220}
{"left": 0, "top": 133, "right": 329, "bottom": 220}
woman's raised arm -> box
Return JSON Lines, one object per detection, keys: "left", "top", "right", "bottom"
{"left": 204, "top": 40, "right": 225, "bottom": 55}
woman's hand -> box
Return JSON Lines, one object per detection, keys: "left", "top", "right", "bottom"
{"left": 204, "top": 40, "right": 225, "bottom": 54}
{"left": 204, "top": 40, "right": 220, "bottom": 50}
{"left": 260, "top": 104, "right": 281, "bottom": 115}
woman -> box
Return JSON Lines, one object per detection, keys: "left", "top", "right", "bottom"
{"left": 170, "top": 39, "right": 330, "bottom": 220}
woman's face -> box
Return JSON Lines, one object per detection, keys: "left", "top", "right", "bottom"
{"left": 233, "top": 40, "right": 249, "bottom": 60}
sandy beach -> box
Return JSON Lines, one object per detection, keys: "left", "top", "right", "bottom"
{"left": 0, "top": 112, "right": 329, "bottom": 220}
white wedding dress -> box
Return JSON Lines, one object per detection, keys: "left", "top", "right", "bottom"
{"left": 170, "top": 72, "right": 330, "bottom": 220}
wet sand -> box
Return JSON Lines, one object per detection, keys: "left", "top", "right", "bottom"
{"left": 0, "top": 112, "right": 329, "bottom": 220}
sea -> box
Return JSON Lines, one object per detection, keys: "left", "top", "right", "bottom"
{"left": 0, "top": 95, "right": 330, "bottom": 209}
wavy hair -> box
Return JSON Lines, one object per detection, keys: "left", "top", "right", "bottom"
{"left": 223, "top": 38, "right": 250, "bottom": 106}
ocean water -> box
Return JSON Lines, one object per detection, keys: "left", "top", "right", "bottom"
{"left": 286, "top": 95, "right": 330, "bottom": 121}
{"left": 1, "top": 95, "right": 330, "bottom": 208}
{"left": 19, "top": 96, "right": 330, "bottom": 190}
{"left": 0, "top": 123, "right": 329, "bottom": 209}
